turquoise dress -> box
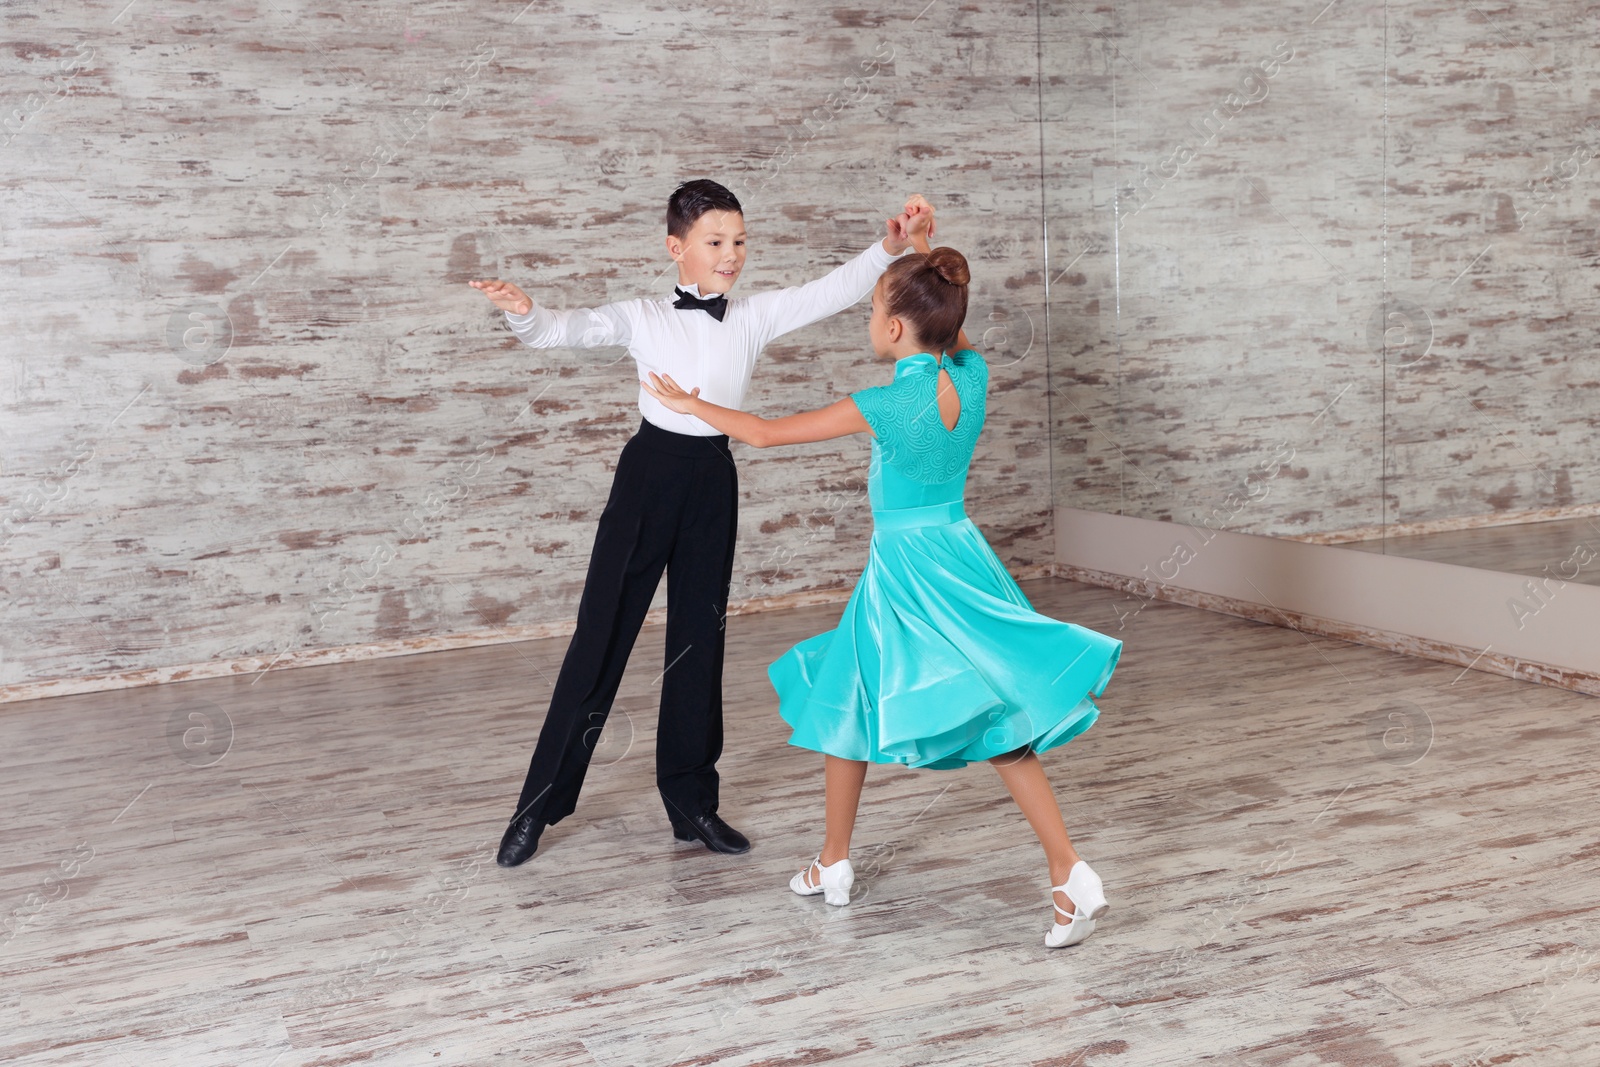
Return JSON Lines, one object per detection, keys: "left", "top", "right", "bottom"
{"left": 768, "top": 348, "right": 1122, "bottom": 770}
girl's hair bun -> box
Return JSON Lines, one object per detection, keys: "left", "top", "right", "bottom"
{"left": 925, "top": 246, "right": 970, "bottom": 288}
{"left": 881, "top": 246, "right": 971, "bottom": 352}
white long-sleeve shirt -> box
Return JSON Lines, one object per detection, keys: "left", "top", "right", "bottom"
{"left": 504, "top": 241, "right": 908, "bottom": 436}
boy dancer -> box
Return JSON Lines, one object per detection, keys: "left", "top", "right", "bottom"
{"left": 470, "top": 181, "right": 929, "bottom": 867}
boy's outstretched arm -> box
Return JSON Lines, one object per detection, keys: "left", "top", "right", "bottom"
{"left": 746, "top": 195, "right": 931, "bottom": 344}
{"left": 469, "top": 278, "right": 635, "bottom": 351}
{"left": 640, "top": 372, "right": 870, "bottom": 447}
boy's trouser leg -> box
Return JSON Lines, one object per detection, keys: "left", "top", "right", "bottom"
{"left": 511, "top": 431, "right": 679, "bottom": 825}
{"left": 656, "top": 440, "right": 739, "bottom": 825}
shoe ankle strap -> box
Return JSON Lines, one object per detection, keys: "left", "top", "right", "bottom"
{"left": 1052, "top": 885, "right": 1077, "bottom": 918}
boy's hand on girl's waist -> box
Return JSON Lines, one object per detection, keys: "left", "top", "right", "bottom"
{"left": 469, "top": 278, "right": 533, "bottom": 316}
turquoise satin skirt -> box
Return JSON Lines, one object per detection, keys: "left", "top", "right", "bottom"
{"left": 768, "top": 507, "right": 1122, "bottom": 770}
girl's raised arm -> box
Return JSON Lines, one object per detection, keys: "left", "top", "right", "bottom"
{"left": 901, "top": 205, "right": 972, "bottom": 352}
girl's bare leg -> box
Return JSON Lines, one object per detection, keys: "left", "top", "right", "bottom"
{"left": 990, "top": 748, "right": 1085, "bottom": 916}
{"left": 805, "top": 755, "right": 867, "bottom": 884}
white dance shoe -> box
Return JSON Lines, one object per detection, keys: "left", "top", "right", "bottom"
{"left": 1045, "top": 860, "right": 1109, "bottom": 948}
{"left": 790, "top": 855, "right": 855, "bottom": 906}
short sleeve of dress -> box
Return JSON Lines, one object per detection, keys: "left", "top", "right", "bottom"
{"left": 949, "top": 348, "right": 988, "bottom": 395}
{"left": 849, "top": 376, "right": 916, "bottom": 443}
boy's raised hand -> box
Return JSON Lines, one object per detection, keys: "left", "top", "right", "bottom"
{"left": 469, "top": 278, "right": 534, "bottom": 316}
{"left": 883, "top": 212, "right": 913, "bottom": 255}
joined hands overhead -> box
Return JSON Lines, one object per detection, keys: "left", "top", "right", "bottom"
{"left": 883, "top": 193, "right": 936, "bottom": 255}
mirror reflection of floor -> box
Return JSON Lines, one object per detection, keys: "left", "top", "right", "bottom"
{"left": 4, "top": 576, "right": 1597, "bottom": 1065}
{"left": 1342, "top": 514, "right": 1600, "bottom": 586}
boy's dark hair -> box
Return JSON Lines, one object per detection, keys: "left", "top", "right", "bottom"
{"left": 882, "top": 246, "right": 971, "bottom": 354}
{"left": 667, "top": 180, "right": 743, "bottom": 239}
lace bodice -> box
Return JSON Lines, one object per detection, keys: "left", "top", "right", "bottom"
{"left": 850, "top": 348, "right": 988, "bottom": 512}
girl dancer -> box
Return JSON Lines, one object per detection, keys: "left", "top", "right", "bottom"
{"left": 640, "top": 208, "right": 1121, "bottom": 947}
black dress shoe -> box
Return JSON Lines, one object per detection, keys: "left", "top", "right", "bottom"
{"left": 497, "top": 813, "right": 544, "bottom": 868}
{"left": 671, "top": 812, "right": 751, "bottom": 854}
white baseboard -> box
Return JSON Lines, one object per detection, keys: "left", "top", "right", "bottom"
{"left": 1054, "top": 506, "right": 1600, "bottom": 696}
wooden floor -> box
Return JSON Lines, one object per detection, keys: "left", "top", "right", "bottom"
{"left": 3, "top": 577, "right": 1597, "bottom": 1067}
{"left": 1343, "top": 516, "right": 1600, "bottom": 587}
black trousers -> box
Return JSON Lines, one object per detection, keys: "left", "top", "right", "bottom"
{"left": 512, "top": 418, "right": 738, "bottom": 829}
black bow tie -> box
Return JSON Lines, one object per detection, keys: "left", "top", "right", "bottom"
{"left": 673, "top": 287, "right": 728, "bottom": 322}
